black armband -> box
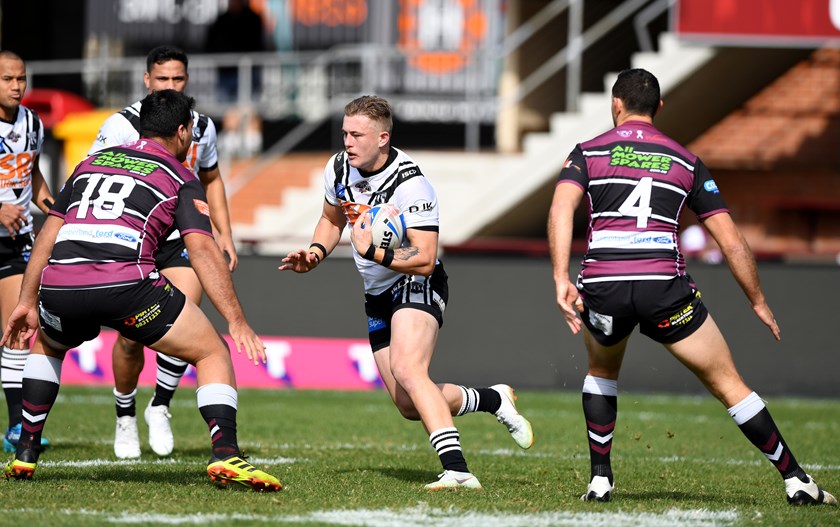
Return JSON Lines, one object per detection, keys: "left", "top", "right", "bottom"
{"left": 309, "top": 251, "right": 321, "bottom": 264}
{"left": 309, "top": 242, "right": 327, "bottom": 259}
{"left": 363, "top": 244, "right": 376, "bottom": 261}
{"left": 381, "top": 249, "right": 394, "bottom": 267}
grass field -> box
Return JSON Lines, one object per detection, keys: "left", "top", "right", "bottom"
{"left": 2, "top": 386, "right": 838, "bottom": 526}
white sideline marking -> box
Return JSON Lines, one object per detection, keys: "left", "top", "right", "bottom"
{"left": 10, "top": 507, "right": 740, "bottom": 526}
{"left": 40, "top": 456, "right": 299, "bottom": 468}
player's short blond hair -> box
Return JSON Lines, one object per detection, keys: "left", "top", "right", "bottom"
{"left": 344, "top": 95, "right": 393, "bottom": 134}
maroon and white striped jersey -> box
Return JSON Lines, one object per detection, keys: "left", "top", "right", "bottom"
{"left": 557, "top": 120, "right": 728, "bottom": 283}
{"left": 42, "top": 139, "right": 213, "bottom": 289}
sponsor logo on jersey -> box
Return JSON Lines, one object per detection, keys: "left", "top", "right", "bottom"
{"left": 0, "top": 151, "right": 35, "bottom": 188}
{"left": 336, "top": 183, "right": 347, "bottom": 200}
{"left": 193, "top": 199, "right": 210, "bottom": 216}
{"left": 57, "top": 224, "right": 141, "bottom": 249}
{"left": 609, "top": 145, "right": 672, "bottom": 174}
{"left": 703, "top": 180, "right": 719, "bottom": 193}
{"left": 114, "top": 232, "right": 138, "bottom": 243}
{"left": 407, "top": 199, "right": 434, "bottom": 216}
{"left": 90, "top": 151, "right": 157, "bottom": 175}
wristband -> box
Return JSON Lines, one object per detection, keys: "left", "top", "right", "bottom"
{"left": 363, "top": 244, "right": 376, "bottom": 260}
{"left": 381, "top": 248, "right": 394, "bottom": 267}
{"left": 309, "top": 242, "right": 327, "bottom": 259}
{"left": 309, "top": 251, "right": 321, "bottom": 264}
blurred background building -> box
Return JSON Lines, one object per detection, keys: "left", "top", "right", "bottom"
{"left": 2, "top": 0, "right": 839, "bottom": 261}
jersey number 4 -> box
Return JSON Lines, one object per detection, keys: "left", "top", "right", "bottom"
{"left": 76, "top": 174, "right": 137, "bottom": 220}
{"left": 617, "top": 176, "right": 653, "bottom": 228}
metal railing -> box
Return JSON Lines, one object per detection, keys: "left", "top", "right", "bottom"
{"left": 25, "top": 0, "right": 672, "bottom": 165}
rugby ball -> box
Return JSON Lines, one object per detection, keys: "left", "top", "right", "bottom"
{"left": 366, "top": 204, "right": 406, "bottom": 250}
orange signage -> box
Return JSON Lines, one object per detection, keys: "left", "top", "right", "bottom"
{"left": 291, "top": 0, "right": 368, "bottom": 27}
{"left": 398, "top": 0, "right": 487, "bottom": 74}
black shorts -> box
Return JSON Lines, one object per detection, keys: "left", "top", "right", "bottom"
{"left": 579, "top": 275, "right": 708, "bottom": 346}
{"left": 156, "top": 237, "right": 191, "bottom": 269}
{"left": 364, "top": 261, "right": 449, "bottom": 352}
{"left": 38, "top": 277, "right": 187, "bottom": 349}
{"left": 0, "top": 233, "right": 33, "bottom": 279}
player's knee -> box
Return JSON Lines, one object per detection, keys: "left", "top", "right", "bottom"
{"left": 115, "top": 336, "right": 144, "bottom": 357}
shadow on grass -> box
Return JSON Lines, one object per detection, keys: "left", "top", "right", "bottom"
{"left": 615, "top": 489, "right": 759, "bottom": 506}
{"left": 349, "top": 466, "right": 433, "bottom": 485}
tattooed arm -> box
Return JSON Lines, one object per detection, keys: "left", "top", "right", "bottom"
{"left": 351, "top": 214, "right": 438, "bottom": 276}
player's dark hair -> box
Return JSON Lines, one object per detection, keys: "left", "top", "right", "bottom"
{"left": 139, "top": 89, "right": 194, "bottom": 138}
{"left": 0, "top": 50, "right": 24, "bottom": 65}
{"left": 345, "top": 95, "right": 393, "bottom": 133}
{"left": 612, "top": 68, "right": 660, "bottom": 118}
{"left": 146, "top": 45, "right": 188, "bottom": 73}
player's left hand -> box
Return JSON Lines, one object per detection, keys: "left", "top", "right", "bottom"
{"left": 216, "top": 233, "right": 238, "bottom": 272}
{"left": 1, "top": 303, "right": 38, "bottom": 350}
{"left": 350, "top": 212, "right": 373, "bottom": 255}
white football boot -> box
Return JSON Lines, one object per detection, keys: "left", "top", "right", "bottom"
{"left": 785, "top": 474, "right": 837, "bottom": 506}
{"left": 114, "top": 415, "right": 141, "bottom": 459}
{"left": 491, "top": 384, "right": 534, "bottom": 449}
{"left": 581, "top": 475, "right": 614, "bottom": 502}
{"left": 144, "top": 400, "right": 174, "bottom": 456}
{"left": 424, "top": 470, "right": 482, "bottom": 490}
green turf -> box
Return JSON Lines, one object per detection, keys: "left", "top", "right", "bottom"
{"left": 2, "top": 386, "right": 838, "bottom": 526}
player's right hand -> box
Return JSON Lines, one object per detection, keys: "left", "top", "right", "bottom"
{"left": 278, "top": 249, "right": 319, "bottom": 273}
{"left": 0, "top": 204, "right": 28, "bottom": 239}
{"left": 228, "top": 319, "right": 266, "bottom": 366}
{"left": 1, "top": 303, "right": 38, "bottom": 350}
{"left": 753, "top": 302, "right": 781, "bottom": 341}
{"left": 556, "top": 277, "right": 583, "bottom": 334}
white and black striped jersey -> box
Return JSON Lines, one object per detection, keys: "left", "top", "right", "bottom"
{"left": 558, "top": 120, "right": 728, "bottom": 283}
{"left": 89, "top": 100, "right": 219, "bottom": 177}
{"left": 0, "top": 105, "right": 43, "bottom": 238}
{"left": 324, "top": 147, "right": 439, "bottom": 295}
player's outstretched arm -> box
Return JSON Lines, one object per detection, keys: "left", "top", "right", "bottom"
{"left": 548, "top": 182, "right": 585, "bottom": 334}
{"left": 183, "top": 232, "right": 266, "bottom": 364}
{"left": 279, "top": 200, "right": 345, "bottom": 273}
{"left": 702, "top": 212, "right": 781, "bottom": 341}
